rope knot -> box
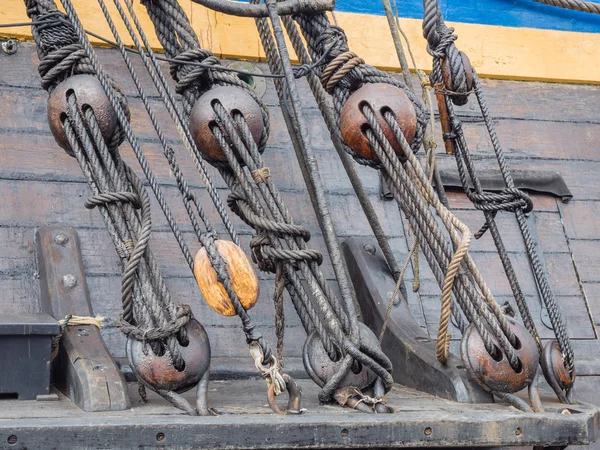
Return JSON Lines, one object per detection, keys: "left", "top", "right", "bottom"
{"left": 84, "top": 191, "right": 142, "bottom": 210}
{"left": 470, "top": 188, "right": 534, "bottom": 238}
{"left": 171, "top": 49, "right": 220, "bottom": 95}
{"left": 34, "top": 11, "right": 79, "bottom": 56}
{"left": 321, "top": 51, "right": 365, "bottom": 94}
{"left": 422, "top": 4, "right": 471, "bottom": 106}
{"left": 426, "top": 26, "right": 457, "bottom": 59}
{"left": 33, "top": 12, "right": 90, "bottom": 91}
{"left": 250, "top": 233, "right": 277, "bottom": 273}
{"left": 117, "top": 303, "right": 192, "bottom": 342}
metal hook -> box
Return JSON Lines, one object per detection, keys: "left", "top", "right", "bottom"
{"left": 541, "top": 340, "right": 575, "bottom": 404}
{"left": 267, "top": 373, "right": 303, "bottom": 415}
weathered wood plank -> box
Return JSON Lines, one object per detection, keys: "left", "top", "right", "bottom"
{"left": 449, "top": 210, "right": 569, "bottom": 254}
{"left": 437, "top": 120, "right": 600, "bottom": 161}
{"left": 455, "top": 77, "right": 600, "bottom": 124}
{"left": 561, "top": 201, "right": 600, "bottom": 240}
{"left": 581, "top": 282, "right": 600, "bottom": 327}
{"left": 0, "top": 131, "right": 383, "bottom": 195}
{"left": 0, "top": 226, "right": 410, "bottom": 284}
{"left": 0, "top": 179, "right": 405, "bottom": 238}
{"left": 0, "top": 277, "right": 40, "bottom": 314}
{"left": 4, "top": 43, "right": 600, "bottom": 124}
{"left": 1, "top": 378, "right": 597, "bottom": 450}
{"left": 420, "top": 294, "right": 595, "bottom": 340}
{"left": 569, "top": 240, "right": 600, "bottom": 284}
{"left": 415, "top": 250, "right": 582, "bottom": 298}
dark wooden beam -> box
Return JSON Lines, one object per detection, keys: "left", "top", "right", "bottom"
{"left": 36, "top": 226, "right": 130, "bottom": 412}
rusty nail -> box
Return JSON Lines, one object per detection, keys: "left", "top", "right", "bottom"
{"left": 424, "top": 427, "right": 432, "bottom": 436}
{"left": 515, "top": 428, "right": 522, "bottom": 436}
{"left": 7, "top": 435, "right": 17, "bottom": 445}
{"left": 54, "top": 234, "right": 69, "bottom": 246}
{"left": 62, "top": 274, "right": 78, "bottom": 289}
{"left": 1, "top": 39, "right": 18, "bottom": 55}
{"left": 156, "top": 433, "right": 166, "bottom": 442}
{"left": 340, "top": 429, "right": 349, "bottom": 438}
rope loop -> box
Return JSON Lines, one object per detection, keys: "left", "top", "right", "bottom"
{"left": 469, "top": 188, "right": 534, "bottom": 239}
{"left": 250, "top": 233, "right": 278, "bottom": 273}
{"left": 470, "top": 188, "right": 534, "bottom": 215}
{"left": 117, "top": 303, "right": 193, "bottom": 341}
{"left": 84, "top": 191, "right": 142, "bottom": 210}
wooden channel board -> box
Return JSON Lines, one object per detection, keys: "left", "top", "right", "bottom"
{"left": 0, "top": 379, "right": 598, "bottom": 449}
{"left": 1, "top": 42, "right": 600, "bottom": 446}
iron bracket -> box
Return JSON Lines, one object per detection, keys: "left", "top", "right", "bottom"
{"left": 342, "top": 237, "right": 492, "bottom": 403}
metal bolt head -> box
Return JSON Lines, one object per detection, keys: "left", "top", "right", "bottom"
{"left": 363, "top": 244, "right": 376, "bottom": 255}
{"left": 1, "top": 39, "right": 18, "bottom": 55}
{"left": 62, "top": 274, "right": 78, "bottom": 289}
{"left": 54, "top": 234, "right": 69, "bottom": 246}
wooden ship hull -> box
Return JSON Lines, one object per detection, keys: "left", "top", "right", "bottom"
{"left": 0, "top": 1, "right": 600, "bottom": 448}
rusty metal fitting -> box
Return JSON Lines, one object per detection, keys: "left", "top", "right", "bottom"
{"left": 303, "top": 323, "right": 378, "bottom": 390}
{"left": 541, "top": 340, "right": 575, "bottom": 395}
{"left": 266, "top": 373, "right": 303, "bottom": 415}
{"left": 47, "top": 75, "right": 119, "bottom": 157}
{"left": 339, "top": 83, "right": 417, "bottom": 162}
{"left": 460, "top": 318, "right": 539, "bottom": 394}
{"left": 188, "top": 86, "right": 265, "bottom": 164}
{"left": 126, "top": 319, "right": 211, "bottom": 394}
{"left": 441, "top": 51, "right": 474, "bottom": 106}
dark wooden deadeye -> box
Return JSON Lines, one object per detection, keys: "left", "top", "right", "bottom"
{"left": 1, "top": 0, "right": 600, "bottom": 448}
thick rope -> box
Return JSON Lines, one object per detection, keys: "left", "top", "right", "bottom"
{"left": 25, "top": 0, "right": 208, "bottom": 415}
{"left": 533, "top": 0, "right": 600, "bottom": 13}
{"left": 421, "top": 0, "right": 574, "bottom": 388}
{"left": 139, "top": 0, "right": 395, "bottom": 407}
{"left": 292, "top": 11, "right": 526, "bottom": 375}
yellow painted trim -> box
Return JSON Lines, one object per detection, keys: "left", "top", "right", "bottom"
{"left": 1, "top": 0, "right": 599, "bottom": 84}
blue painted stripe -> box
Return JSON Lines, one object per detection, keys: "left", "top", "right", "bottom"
{"left": 335, "top": 0, "right": 600, "bottom": 33}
